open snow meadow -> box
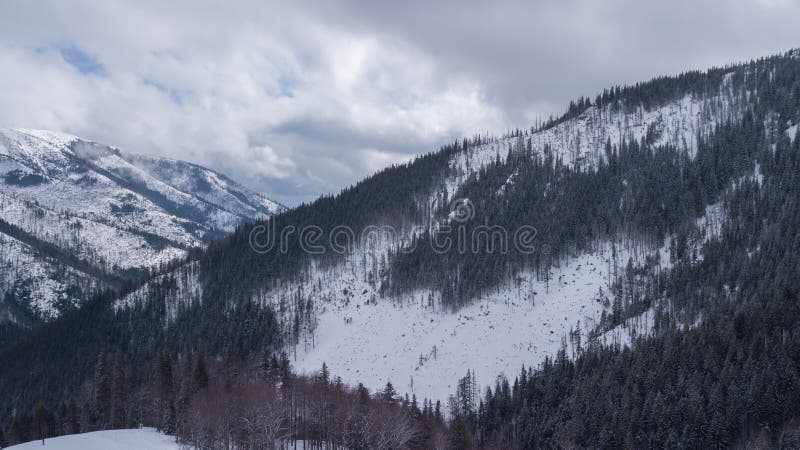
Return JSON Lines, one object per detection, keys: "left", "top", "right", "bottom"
{"left": 6, "top": 429, "right": 180, "bottom": 450}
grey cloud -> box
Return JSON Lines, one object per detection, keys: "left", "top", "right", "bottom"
{"left": 0, "top": 0, "right": 798, "bottom": 206}
{"left": 312, "top": 0, "right": 800, "bottom": 118}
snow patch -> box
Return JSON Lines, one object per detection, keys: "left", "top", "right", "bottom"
{"left": 248, "top": 239, "right": 659, "bottom": 403}
{"left": 786, "top": 124, "right": 798, "bottom": 142}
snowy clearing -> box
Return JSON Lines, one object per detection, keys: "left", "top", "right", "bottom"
{"left": 7, "top": 428, "right": 180, "bottom": 450}
{"left": 248, "top": 239, "right": 660, "bottom": 403}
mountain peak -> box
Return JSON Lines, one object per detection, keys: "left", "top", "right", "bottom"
{"left": 13, "top": 128, "right": 81, "bottom": 145}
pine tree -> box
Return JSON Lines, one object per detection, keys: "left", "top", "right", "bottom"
{"left": 356, "top": 383, "right": 370, "bottom": 405}
{"left": 65, "top": 399, "right": 79, "bottom": 435}
{"left": 10, "top": 415, "right": 27, "bottom": 445}
{"left": 319, "top": 362, "right": 330, "bottom": 384}
{"left": 193, "top": 350, "right": 209, "bottom": 391}
{"left": 449, "top": 416, "right": 472, "bottom": 449}
{"left": 35, "top": 402, "right": 49, "bottom": 444}
{"left": 153, "top": 348, "right": 175, "bottom": 433}
{"left": 382, "top": 382, "right": 397, "bottom": 405}
{"left": 110, "top": 354, "right": 127, "bottom": 429}
{"left": 260, "top": 351, "right": 271, "bottom": 380}
{"left": 93, "top": 353, "right": 112, "bottom": 429}
{"left": 79, "top": 401, "right": 92, "bottom": 433}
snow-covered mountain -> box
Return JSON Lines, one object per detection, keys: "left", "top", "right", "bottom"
{"left": 0, "top": 129, "right": 284, "bottom": 323}
{"left": 258, "top": 68, "right": 758, "bottom": 400}
{"left": 109, "top": 62, "right": 770, "bottom": 404}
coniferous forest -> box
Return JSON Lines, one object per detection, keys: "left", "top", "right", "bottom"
{"left": 2, "top": 51, "right": 800, "bottom": 448}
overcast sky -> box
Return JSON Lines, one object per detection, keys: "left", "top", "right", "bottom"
{"left": 1, "top": 0, "right": 799, "bottom": 205}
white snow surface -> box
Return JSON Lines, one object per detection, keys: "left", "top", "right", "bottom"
{"left": 244, "top": 239, "right": 660, "bottom": 403}
{"left": 0, "top": 128, "right": 283, "bottom": 238}
{"left": 786, "top": 123, "right": 798, "bottom": 142}
{"left": 7, "top": 428, "right": 180, "bottom": 450}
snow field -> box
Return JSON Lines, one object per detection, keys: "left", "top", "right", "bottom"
{"left": 259, "top": 239, "right": 658, "bottom": 403}
{"left": 6, "top": 428, "right": 180, "bottom": 450}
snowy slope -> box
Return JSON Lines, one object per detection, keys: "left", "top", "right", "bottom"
{"left": 209, "top": 236, "right": 660, "bottom": 403}
{"left": 0, "top": 231, "right": 102, "bottom": 321}
{"left": 274, "top": 80, "right": 757, "bottom": 401}
{"left": 113, "top": 236, "right": 648, "bottom": 403}
{"left": 7, "top": 428, "right": 180, "bottom": 450}
{"left": 114, "top": 73, "right": 757, "bottom": 403}
{"left": 433, "top": 75, "right": 748, "bottom": 208}
{"left": 0, "top": 129, "right": 284, "bottom": 323}
{"left": 289, "top": 251, "right": 613, "bottom": 402}
{"left": 116, "top": 243, "right": 629, "bottom": 402}
{"left": 286, "top": 80, "right": 752, "bottom": 402}
{"left": 125, "top": 153, "right": 283, "bottom": 222}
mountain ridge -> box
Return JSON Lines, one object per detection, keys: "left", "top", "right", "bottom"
{"left": 0, "top": 128, "right": 284, "bottom": 325}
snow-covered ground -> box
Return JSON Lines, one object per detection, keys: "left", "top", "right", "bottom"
{"left": 7, "top": 429, "right": 334, "bottom": 450}
{"left": 0, "top": 191, "right": 185, "bottom": 271}
{"left": 292, "top": 254, "right": 609, "bottom": 402}
{"left": 244, "top": 238, "right": 661, "bottom": 403}
{"left": 7, "top": 428, "right": 180, "bottom": 450}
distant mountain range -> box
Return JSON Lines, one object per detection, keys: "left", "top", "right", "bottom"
{"left": 0, "top": 129, "right": 283, "bottom": 325}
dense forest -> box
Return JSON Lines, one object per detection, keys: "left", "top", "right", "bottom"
{"left": 2, "top": 51, "right": 800, "bottom": 448}
{"left": 387, "top": 113, "right": 762, "bottom": 310}
{"left": 444, "top": 127, "right": 800, "bottom": 448}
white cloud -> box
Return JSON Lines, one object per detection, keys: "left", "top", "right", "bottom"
{"left": 249, "top": 144, "right": 296, "bottom": 179}
{"left": 360, "top": 149, "right": 415, "bottom": 174}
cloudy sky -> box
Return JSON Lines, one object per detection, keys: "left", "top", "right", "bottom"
{"left": 1, "top": 0, "right": 798, "bottom": 205}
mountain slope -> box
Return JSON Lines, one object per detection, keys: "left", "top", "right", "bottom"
{"left": 0, "top": 129, "right": 284, "bottom": 323}
{"left": 189, "top": 53, "right": 775, "bottom": 399}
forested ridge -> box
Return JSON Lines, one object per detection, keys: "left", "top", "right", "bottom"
{"left": 2, "top": 50, "right": 800, "bottom": 448}
{"left": 449, "top": 121, "right": 800, "bottom": 448}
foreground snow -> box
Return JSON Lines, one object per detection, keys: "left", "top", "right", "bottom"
{"left": 8, "top": 429, "right": 330, "bottom": 450}
{"left": 7, "top": 428, "right": 180, "bottom": 450}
